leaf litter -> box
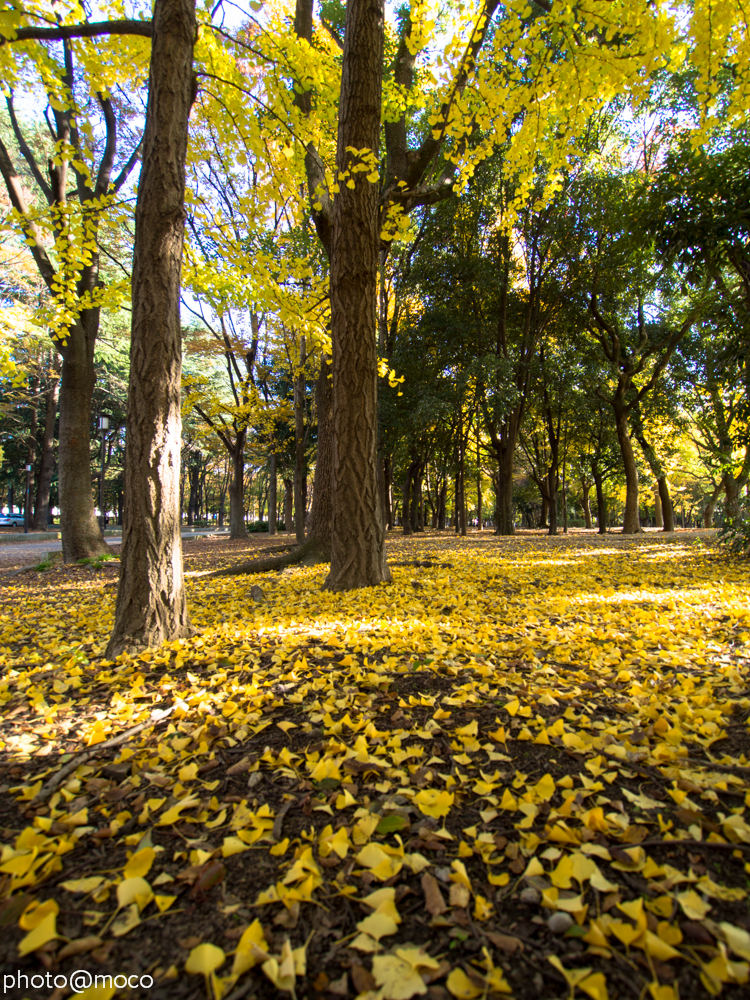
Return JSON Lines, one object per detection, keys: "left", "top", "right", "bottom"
{"left": 0, "top": 530, "right": 748, "bottom": 1000}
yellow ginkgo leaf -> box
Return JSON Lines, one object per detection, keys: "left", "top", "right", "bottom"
{"left": 232, "top": 919, "right": 269, "bottom": 976}
{"left": 185, "top": 942, "right": 226, "bottom": 976}
{"left": 446, "top": 968, "right": 483, "bottom": 999}
{"left": 19, "top": 898, "right": 59, "bottom": 931}
{"left": 123, "top": 846, "right": 155, "bottom": 879}
{"left": 18, "top": 911, "right": 58, "bottom": 956}
{"left": 116, "top": 876, "right": 154, "bottom": 912}
{"left": 413, "top": 788, "right": 454, "bottom": 818}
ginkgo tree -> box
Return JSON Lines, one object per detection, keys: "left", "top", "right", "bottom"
{"left": 0, "top": 0, "right": 149, "bottom": 560}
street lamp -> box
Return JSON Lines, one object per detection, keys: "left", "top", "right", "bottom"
{"left": 98, "top": 416, "right": 110, "bottom": 530}
{"left": 24, "top": 463, "right": 32, "bottom": 534}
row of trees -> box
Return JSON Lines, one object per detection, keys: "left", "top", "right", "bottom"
{"left": 1, "top": 0, "right": 749, "bottom": 654}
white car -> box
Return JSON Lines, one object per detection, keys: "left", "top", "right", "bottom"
{"left": 0, "top": 514, "right": 26, "bottom": 527}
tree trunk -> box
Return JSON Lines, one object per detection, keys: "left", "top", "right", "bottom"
{"left": 437, "top": 480, "right": 447, "bottom": 529}
{"left": 581, "top": 480, "right": 592, "bottom": 529}
{"left": 324, "top": 0, "right": 390, "bottom": 591}
{"left": 107, "top": 0, "right": 195, "bottom": 657}
{"left": 294, "top": 335, "right": 306, "bottom": 543}
{"left": 593, "top": 466, "right": 607, "bottom": 534}
{"left": 58, "top": 317, "right": 110, "bottom": 560}
{"left": 657, "top": 475, "right": 674, "bottom": 531}
{"left": 268, "top": 452, "right": 277, "bottom": 535}
{"left": 493, "top": 445, "right": 515, "bottom": 535}
{"left": 614, "top": 409, "right": 641, "bottom": 533}
{"left": 539, "top": 493, "right": 549, "bottom": 529}
{"left": 283, "top": 478, "right": 293, "bottom": 532}
{"left": 654, "top": 485, "right": 663, "bottom": 527}
{"left": 402, "top": 467, "right": 413, "bottom": 536}
{"left": 229, "top": 438, "right": 247, "bottom": 539}
{"left": 305, "top": 355, "right": 333, "bottom": 554}
{"left": 547, "top": 467, "right": 558, "bottom": 536}
{"left": 33, "top": 361, "right": 60, "bottom": 529}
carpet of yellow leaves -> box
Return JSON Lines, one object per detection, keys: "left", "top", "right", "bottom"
{"left": 0, "top": 532, "right": 749, "bottom": 1000}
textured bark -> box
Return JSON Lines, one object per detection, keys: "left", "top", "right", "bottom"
{"left": 283, "top": 479, "right": 293, "bottom": 533}
{"left": 59, "top": 317, "right": 110, "bottom": 560}
{"left": 229, "top": 439, "right": 247, "bottom": 538}
{"left": 107, "top": 0, "right": 195, "bottom": 657}
{"left": 614, "top": 409, "right": 642, "bottom": 533}
{"left": 593, "top": 467, "right": 607, "bottom": 534}
{"left": 294, "top": 336, "right": 307, "bottom": 543}
{"left": 493, "top": 444, "right": 515, "bottom": 535}
{"left": 654, "top": 487, "right": 663, "bottom": 527}
{"left": 324, "top": 0, "right": 391, "bottom": 590}
{"left": 33, "top": 363, "right": 59, "bottom": 529}
{"left": 268, "top": 453, "right": 277, "bottom": 535}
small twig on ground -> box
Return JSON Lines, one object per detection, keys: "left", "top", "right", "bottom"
{"left": 34, "top": 706, "right": 175, "bottom": 803}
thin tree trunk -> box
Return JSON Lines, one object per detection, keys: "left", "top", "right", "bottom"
{"left": 324, "top": 0, "right": 390, "bottom": 591}
{"left": 402, "top": 466, "right": 413, "bottom": 536}
{"left": 294, "top": 335, "right": 306, "bottom": 543}
{"left": 229, "top": 437, "right": 247, "bottom": 539}
{"left": 268, "top": 452, "right": 277, "bottom": 535}
{"left": 615, "top": 409, "right": 641, "bottom": 533}
{"left": 283, "top": 478, "right": 293, "bottom": 532}
{"left": 581, "top": 480, "right": 592, "bottom": 530}
{"left": 107, "top": 0, "right": 195, "bottom": 657}
{"left": 654, "top": 486, "right": 663, "bottom": 527}
{"left": 34, "top": 359, "right": 59, "bottom": 526}
{"left": 593, "top": 467, "right": 607, "bottom": 534}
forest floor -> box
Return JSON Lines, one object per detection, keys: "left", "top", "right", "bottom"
{"left": 0, "top": 529, "right": 748, "bottom": 1000}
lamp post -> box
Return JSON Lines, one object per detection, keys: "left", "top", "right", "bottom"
{"left": 98, "top": 416, "right": 110, "bottom": 530}
{"left": 24, "top": 463, "right": 32, "bottom": 534}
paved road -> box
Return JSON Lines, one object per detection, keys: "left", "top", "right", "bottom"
{"left": 0, "top": 529, "right": 229, "bottom": 570}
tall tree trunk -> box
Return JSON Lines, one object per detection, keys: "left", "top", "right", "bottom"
{"left": 656, "top": 476, "right": 673, "bottom": 531}
{"left": 654, "top": 485, "right": 663, "bottom": 527}
{"left": 33, "top": 360, "right": 60, "bottom": 529}
{"left": 539, "top": 493, "right": 549, "bottom": 529}
{"left": 283, "top": 478, "right": 293, "bottom": 532}
{"left": 402, "top": 467, "right": 413, "bottom": 536}
{"left": 703, "top": 481, "right": 721, "bottom": 528}
{"left": 547, "top": 468, "right": 558, "bottom": 536}
{"left": 324, "top": 0, "right": 390, "bottom": 591}
{"left": 294, "top": 335, "right": 307, "bottom": 543}
{"left": 107, "top": 0, "right": 195, "bottom": 657}
{"left": 614, "top": 409, "right": 641, "bottom": 533}
{"left": 592, "top": 465, "right": 607, "bottom": 534}
{"left": 437, "top": 480, "right": 447, "bottom": 529}
{"left": 581, "top": 480, "right": 592, "bottom": 530}
{"left": 229, "top": 437, "right": 247, "bottom": 539}
{"left": 493, "top": 445, "right": 515, "bottom": 535}
{"left": 268, "top": 452, "right": 277, "bottom": 535}
{"left": 58, "top": 316, "right": 110, "bottom": 560}
{"left": 383, "top": 454, "right": 392, "bottom": 529}
{"left": 305, "top": 355, "right": 333, "bottom": 554}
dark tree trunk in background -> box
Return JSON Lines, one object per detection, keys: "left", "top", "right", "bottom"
{"left": 229, "top": 437, "right": 247, "bottom": 539}
{"left": 593, "top": 466, "right": 607, "bottom": 534}
{"left": 614, "top": 409, "right": 641, "bottom": 533}
{"left": 107, "top": 0, "right": 195, "bottom": 657}
{"left": 294, "top": 336, "right": 307, "bottom": 543}
{"left": 402, "top": 468, "right": 413, "bottom": 536}
{"left": 581, "top": 480, "right": 592, "bottom": 530}
{"left": 283, "top": 478, "right": 293, "bottom": 532}
{"left": 59, "top": 316, "right": 110, "bottom": 560}
{"left": 324, "top": 0, "right": 390, "bottom": 591}
{"left": 33, "top": 360, "right": 60, "bottom": 529}
{"left": 493, "top": 445, "right": 515, "bottom": 535}
{"left": 268, "top": 452, "right": 277, "bottom": 534}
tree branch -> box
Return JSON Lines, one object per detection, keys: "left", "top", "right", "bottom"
{"left": 2, "top": 20, "right": 152, "bottom": 44}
